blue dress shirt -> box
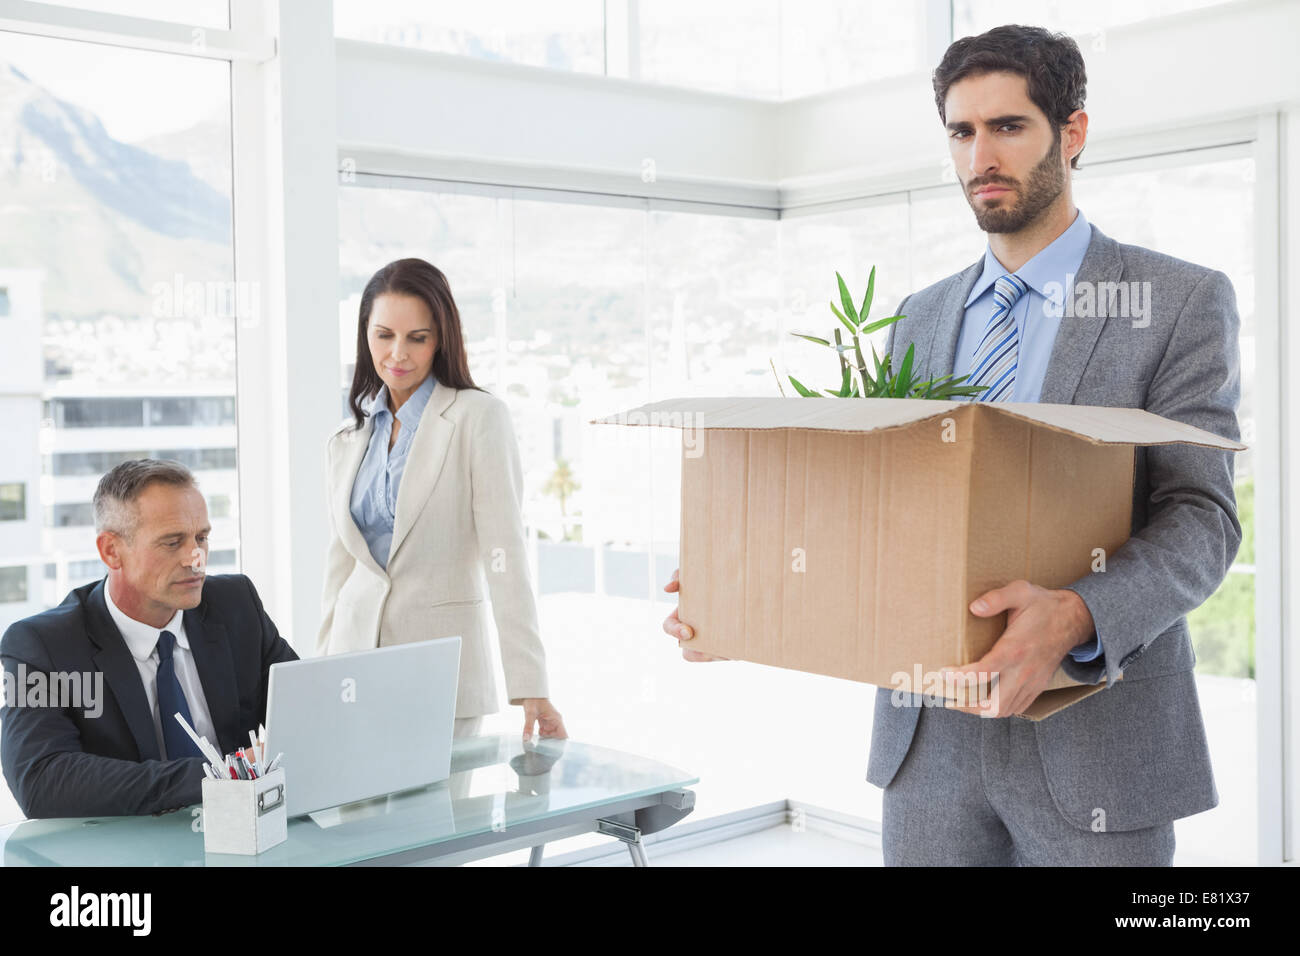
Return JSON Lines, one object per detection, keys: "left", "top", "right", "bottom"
{"left": 349, "top": 371, "right": 437, "bottom": 571}
{"left": 950, "top": 208, "right": 1102, "bottom": 662}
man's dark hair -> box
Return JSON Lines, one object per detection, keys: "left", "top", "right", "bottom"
{"left": 94, "top": 459, "right": 197, "bottom": 540}
{"left": 933, "top": 24, "right": 1087, "bottom": 170}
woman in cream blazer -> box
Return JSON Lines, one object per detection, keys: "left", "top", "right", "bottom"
{"left": 318, "top": 257, "right": 565, "bottom": 741}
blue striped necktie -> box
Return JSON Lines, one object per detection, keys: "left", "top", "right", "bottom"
{"left": 967, "top": 273, "right": 1029, "bottom": 403}
{"left": 157, "top": 629, "right": 203, "bottom": 760}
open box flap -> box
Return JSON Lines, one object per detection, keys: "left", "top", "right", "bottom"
{"left": 592, "top": 396, "right": 963, "bottom": 434}
{"left": 988, "top": 402, "right": 1246, "bottom": 450}
{"left": 593, "top": 396, "right": 1246, "bottom": 451}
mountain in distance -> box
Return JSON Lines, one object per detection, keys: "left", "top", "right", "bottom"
{"left": 133, "top": 104, "right": 232, "bottom": 194}
{"left": 0, "top": 61, "right": 235, "bottom": 383}
{"left": 0, "top": 62, "right": 232, "bottom": 321}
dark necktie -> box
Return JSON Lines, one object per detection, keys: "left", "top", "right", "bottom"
{"left": 157, "top": 629, "right": 203, "bottom": 760}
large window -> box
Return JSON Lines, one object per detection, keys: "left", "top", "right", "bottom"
{"left": 1073, "top": 154, "right": 1257, "bottom": 678}
{"left": 639, "top": 0, "right": 926, "bottom": 98}
{"left": 341, "top": 142, "right": 1259, "bottom": 863}
{"left": 49, "top": 398, "right": 143, "bottom": 429}
{"left": 50, "top": 447, "right": 237, "bottom": 476}
{"left": 0, "top": 567, "right": 27, "bottom": 603}
{"left": 0, "top": 484, "right": 24, "bottom": 522}
{"left": 0, "top": 29, "right": 239, "bottom": 824}
{"left": 1071, "top": 153, "right": 1258, "bottom": 866}
{"left": 30, "top": 1, "right": 229, "bottom": 29}
{"left": 952, "top": 0, "right": 1241, "bottom": 38}
{"left": 337, "top": 1, "right": 1242, "bottom": 100}
{"left": 334, "top": 0, "right": 929, "bottom": 99}
{"left": 333, "top": 0, "right": 606, "bottom": 74}
{"left": 51, "top": 502, "right": 95, "bottom": 528}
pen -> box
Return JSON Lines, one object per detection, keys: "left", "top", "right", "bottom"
{"left": 265, "top": 752, "right": 283, "bottom": 774}
{"left": 173, "top": 712, "right": 225, "bottom": 769}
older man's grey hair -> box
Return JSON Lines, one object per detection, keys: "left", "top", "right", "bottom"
{"left": 93, "top": 459, "right": 198, "bottom": 540}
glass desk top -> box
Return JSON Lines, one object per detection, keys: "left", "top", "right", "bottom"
{"left": 0, "top": 735, "right": 698, "bottom": 866}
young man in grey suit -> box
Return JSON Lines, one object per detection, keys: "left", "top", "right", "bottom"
{"left": 1, "top": 460, "right": 298, "bottom": 817}
{"left": 662, "top": 25, "right": 1241, "bottom": 865}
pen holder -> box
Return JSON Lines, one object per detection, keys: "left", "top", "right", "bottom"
{"left": 201, "top": 768, "right": 287, "bottom": 856}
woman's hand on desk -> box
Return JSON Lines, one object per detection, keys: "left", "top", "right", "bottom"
{"left": 522, "top": 698, "right": 567, "bottom": 740}
{"left": 662, "top": 568, "right": 729, "bottom": 662}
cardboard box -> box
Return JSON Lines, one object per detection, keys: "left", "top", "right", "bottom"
{"left": 593, "top": 397, "right": 1245, "bottom": 719}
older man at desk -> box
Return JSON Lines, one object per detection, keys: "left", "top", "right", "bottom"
{"left": 1, "top": 459, "right": 297, "bottom": 818}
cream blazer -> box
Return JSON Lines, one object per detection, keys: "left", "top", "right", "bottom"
{"left": 317, "top": 384, "right": 549, "bottom": 718}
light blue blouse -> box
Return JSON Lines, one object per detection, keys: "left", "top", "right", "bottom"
{"left": 349, "top": 371, "right": 437, "bottom": 571}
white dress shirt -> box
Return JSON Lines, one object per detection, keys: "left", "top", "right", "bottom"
{"left": 102, "top": 576, "right": 218, "bottom": 759}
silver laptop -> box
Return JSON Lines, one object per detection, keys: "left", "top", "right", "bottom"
{"left": 264, "top": 636, "right": 461, "bottom": 817}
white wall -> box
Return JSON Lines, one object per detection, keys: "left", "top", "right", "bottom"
{"left": 336, "top": 39, "right": 782, "bottom": 207}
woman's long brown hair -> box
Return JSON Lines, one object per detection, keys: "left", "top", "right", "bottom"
{"left": 347, "top": 258, "right": 486, "bottom": 429}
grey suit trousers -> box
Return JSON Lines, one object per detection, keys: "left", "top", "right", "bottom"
{"left": 881, "top": 700, "right": 1175, "bottom": 866}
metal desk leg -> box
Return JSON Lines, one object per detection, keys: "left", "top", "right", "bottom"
{"left": 596, "top": 817, "right": 650, "bottom": 866}
{"left": 626, "top": 836, "right": 649, "bottom": 867}
{"left": 594, "top": 790, "right": 694, "bottom": 867}
{"left": 527, "top": 845, "right": 545, "bottom": 867}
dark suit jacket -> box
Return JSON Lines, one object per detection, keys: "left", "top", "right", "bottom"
{"left": 1, "top": 574, "right": 298, "bottom": 818}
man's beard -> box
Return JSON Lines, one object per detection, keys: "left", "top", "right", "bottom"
{"left": 965, "top": 135, "right": 1066, "bottom": 234}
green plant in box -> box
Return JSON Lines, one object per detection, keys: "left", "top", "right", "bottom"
{"left": 782, "top": 266, "right": 989, "bottom": 400}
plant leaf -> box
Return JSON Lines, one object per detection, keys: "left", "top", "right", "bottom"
{"left": 789, "top": 375, "right": 821, "bottom": 398}
{"left": 861, "top": 313, "right": 905, "bottom": 335}
{"left": 893, "top": 343, "right": 915, "bottom": 397}
{"left": 858, "top": 265, "right": 876, "bottom": 326}
{"left": 829, "top": 301, "right": 856, "bottom": 336}
{"left": 916, "top": 372, "right": 959, "bottom": 397}
{"left": 924, "top": 372, "right": 960, "bottom": 386}
{"left": 871, "top": 343, "right": 886, "bottom": 383}
{"left": 836, "top": 272, "right": 859, "bottom": 325}
{"left": 791, "top": 332, "right": 832, "bottom": 347}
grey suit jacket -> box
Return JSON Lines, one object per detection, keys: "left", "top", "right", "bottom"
{"left": 865, "top": 222, "right": 1243, "bottom": 831}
